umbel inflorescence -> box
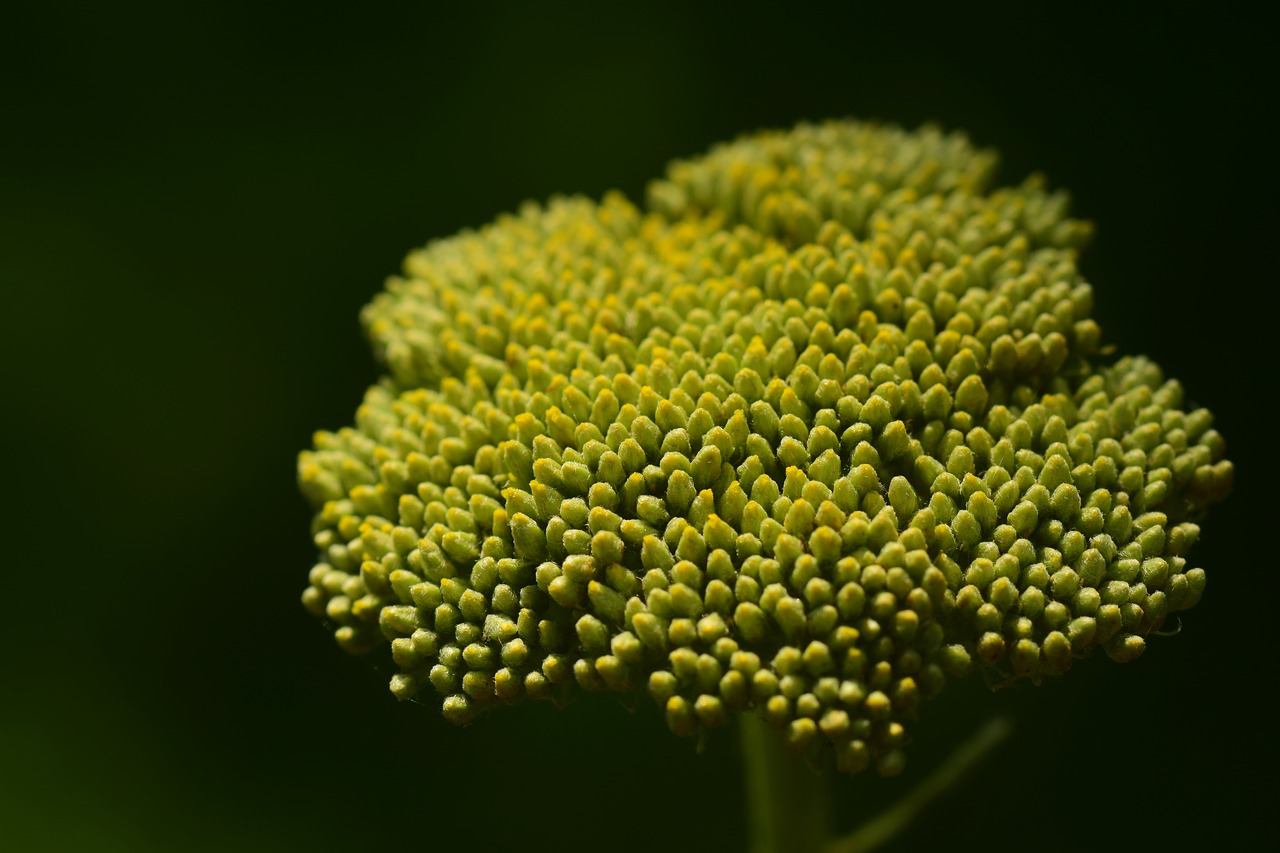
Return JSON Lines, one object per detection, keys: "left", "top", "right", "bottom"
{"left": 299, "top": 121, "right": 1232, "bottom": 776}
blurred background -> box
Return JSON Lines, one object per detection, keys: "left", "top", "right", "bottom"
{"left": 2, "top": 2, "right": 1270, "bottom": 850}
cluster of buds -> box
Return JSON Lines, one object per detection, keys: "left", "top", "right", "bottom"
{"left": 299, "top": 121, "right": 1230, "bottom": 774}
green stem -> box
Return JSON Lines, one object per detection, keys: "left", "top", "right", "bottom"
{"left": 740, "top": 713, "right": 830, "bottom": 853}
{"left": 825, "top": 716, "right": 1015, "bottom": 853}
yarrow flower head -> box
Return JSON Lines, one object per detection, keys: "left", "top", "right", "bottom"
{"left": 298, "top": 120, "right": 1232, "bottom": 776}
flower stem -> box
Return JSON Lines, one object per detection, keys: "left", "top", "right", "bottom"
{"left": 740, "top": 713, "right": 831, "bottom": 853}
{"left": 825, "top": 716, "right": 1015, "bottom": 853}
{"left": 740, "top": 714, "right": 1014, "bottom": 853}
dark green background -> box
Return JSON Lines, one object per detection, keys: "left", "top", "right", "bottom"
{"left": 3, "top": 2, "right": 1270, "bottom": 850}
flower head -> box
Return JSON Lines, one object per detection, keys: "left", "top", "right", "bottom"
{"left": 299, "top": 120, "right": 1231, "bottom": 774}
